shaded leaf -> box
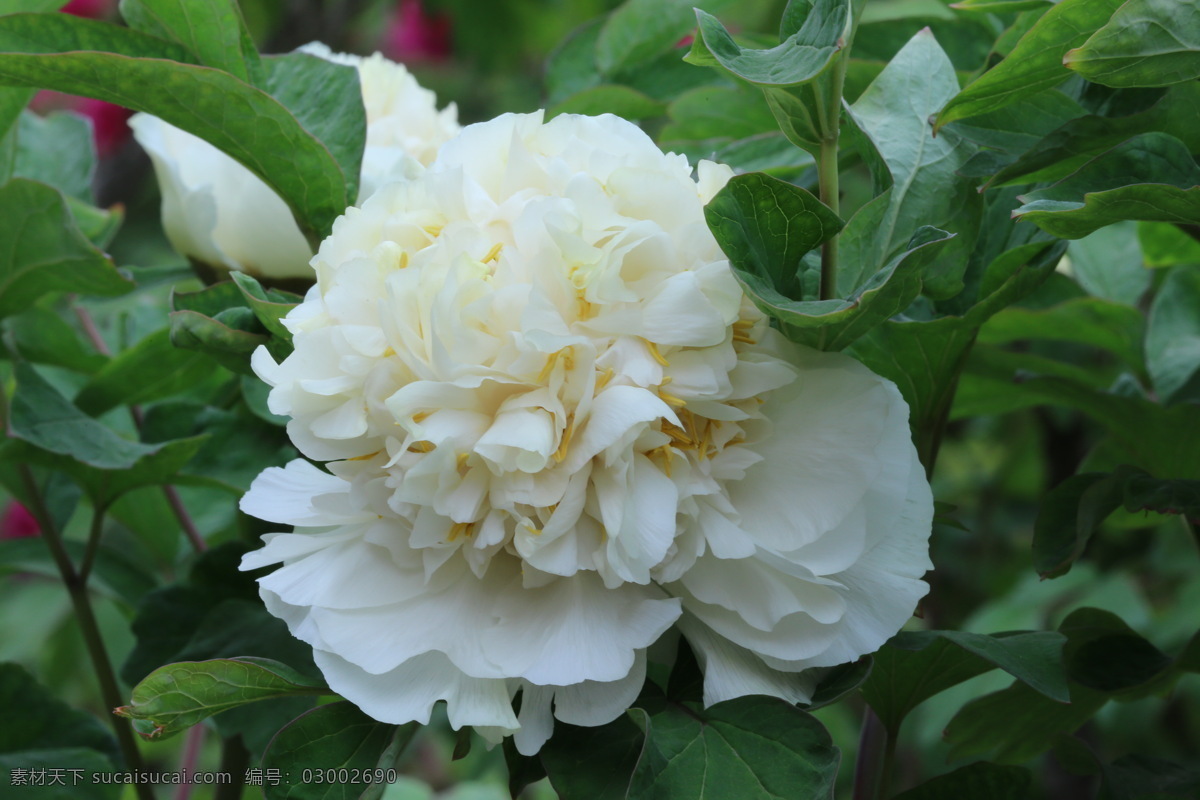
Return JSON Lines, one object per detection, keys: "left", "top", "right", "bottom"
{"left": 1013, "top": 132, "right": 1200, "bottom": 239}
{"left": 262, "top": 703, "right": 417, "bottom": 800}
{"left": 229, "top": 271, "right": 300, "bottom": 342}
{"left": 548, "top": 84, "right": 664, "bottom": 120}
{"left": 892, "top": 762, "right": 1032, "bottom": 800}
{"left": 0, "top": 178, "right": 133, "bottom": 318}
{"left": 0, "top": 536, "right": 156, "bottom": 606}
{"left": 596, "top": 0, "right": 734, "bottom": 76}
{"left": 73, "top": 327, "right": 218, "bottom": 416}
{"left": 1064, "top": 0, "right": 1200, "bottom": 88}
{"left": 1146, "top": 265, "right": 1200, "bottom": 404}
{"left": 861, "top": 630, "right": 1068, "bottom": 735}
{"left": 0, "top": 662, "right": 120, "bottom": 766}
{"left": 540, "top": 714, "right": 643, "bottom": 800}
{"left": 116, "top": 657, "right": 326, "bottom": 740}
{"left": 13, "top": 109, "right": 94, "bottom": 201}
{"left": 2, "top": 307, "right": 108, "bottom": 373}
{"left": 977, "top": 296, "right": 1146, "bottom": 371}
{"left": 934, "top": 0, "right": 1125, "bottom": 129}
{"left": 628, "top": 696, "right": 839, "bottom": 800}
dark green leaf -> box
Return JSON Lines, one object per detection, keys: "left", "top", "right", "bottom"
{"left": 949, "top": 0, "right": 1053, "bottom": 13}
{"left": 0, "top": 748, "right": 119, "bottom": 800}
{"left": 1013, "top": 132, "right": 1200, "bottom": 239}
{"left": 1067, "top": 221, "right": 1152, "bottom": 305}
{"left": 6, "top": 362, "right": 208, "bottom": 505}
{"left": 847, "top": 28, "right": 977, "bottom": 297}
{"left": 0, "top": 536, "right": 156, "bottom": 606}
{"left": 1146, "top": 265, "right": 1200, "bottom": 404}
{"left": 0, "top": 13, "right": 358, "bottom": 242}
{"left": 934, "top": 0, "right": 1125, "bottom": 129}
{"left": 892, "top": 762, "right": 1032, "bottom": 800}
{"left": 13, "top": 110, "right": 94, "bottom": 201}
{"left": 169, "top": 309, "right": 269, "bottom": 374}
{"left": 0, "top": 663, "right": 120, "bottom": 764}
{"left": 686, "top": 0, "right": 850, "bottom": 86}
{"left": 1059, "top": 608, "right": 1174, "bottom": 694}
{"left": 988, "top": 82, "right": 1200, "bottom": 189}
{"left": 1101, "top": 754, "right": 1200, "bottom": 800}
{"left": 548, "top": 84, "right": 664, "bottom": 120}
{"left": 1064, "top": 0, "right": 1200, "bottom": 88}
{"left": 977, "top": 297, "right": 1146, "bottom": 370}
{"left": 1033, "top": 472, "right": 1124, "bottom": 578}
{"left": 705, "top": 171, "right": 843, "bottom": 301}
{"left": 1139, "top": 220, "right": 1200, "bottom": 267}
{"left": 628, "top": 696, "right": 839, "bottom": 800}
{"left": 663, "top": 85, "right": 778, "bottom": 142}
{"left": 861, "top": 630, "right": 1069, "bottom": 735}
{"left": 544, "top": 18, "right": 602, "bottom": 105}
{"left": 0, "top": 178, "right": 133, "bottom": 318}
{"left": 540, "top": 714, "right": 644, "bottom": 800}
{"left": 262, "top": 703, "right": 416, "bottom": 800}
{"left": 804, "top": 656, "right": 873, "bottom": 710}
{"left": 2, "top": 307, "right": 108, "bottom": 373}
{"left": 596, "top": 0, "right": 733, "bottom": 76}
{"left": 119, "top": 0, "right": 263, "bottom": 84}
{"left": 116, "top": 657, "right": 326, "bottom": 741}
{"left": 73, "top": 327, "right": 218, "bottom": 416}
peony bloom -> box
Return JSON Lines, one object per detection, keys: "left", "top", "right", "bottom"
{"left": 130, "top": 45, "right": 459, "bottom": 280}
{"left": 240, "top": 111, "right": 933, "bottom": 753}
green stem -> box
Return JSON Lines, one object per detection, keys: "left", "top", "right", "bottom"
{"left": 817, "top": 50, "right": 849, "bottom": 301}
{"left": 851, "top": 708, "right": 888, "bottom": 800}
{"left": 214, "top": 736, "right": 250, "bottom": 800}
{"left": 16, "top": 466, "right": 155, "bottom": 800}
{"left": 77, "top": 502, "right": 108, "bottom": 585}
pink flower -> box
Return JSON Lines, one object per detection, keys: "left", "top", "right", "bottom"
{"left": 61, "top": 0, "right": 113, "bottom": 18}
{"left": 1, "top": 502, "right": 40, "bottom": 540}
{"left": 384, "top": 0, "right": 452, "bottom": 63}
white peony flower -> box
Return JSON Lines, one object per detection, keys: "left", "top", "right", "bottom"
{"left": 130, "top": 45, "right": 459, "bottom": 280}
{"left": 240, "top": 111, "right": 933, "bottom": 754}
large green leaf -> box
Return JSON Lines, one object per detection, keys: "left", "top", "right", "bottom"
{"left": 685, "top": 0, "right": 850, "bottom": 86}
{"left": 262, "top": 703, "right": 417, "bottom": 800}
{"left": 548, "top": 84, "right": 665, "bottom": 120}
{"left": 0, "top": 179, "right": 133, "bottom": 318}
{"left": 119, "top": 0, "right": 263, "bottom": 84}
{"left": 73, "top": 327, "right": 218, "bottom": 416}
{"left": 0, "top": 536, "right": 156, "bottom": 606}
{"left": 2, "top": 307, "right": 108, "bottom": 374}
{"left": 977, "top": 296, "right": 1146, "bottom": 371}
{"left": 0, "top": 13, "right": 361, "bottom": 242}
{"left": 847, "top": 28, "right": 976, "bottom": 297}
{"left": 117, "top": 657, "right": 326, "bottom": 740}
{"left": 1146, "top": 265, "right": 1200, "bottom": 404}
{"left": 0, "top": 662, "right": 120, "bottom": 766}
{"left": 540, "top": 714, "right": 644, "bottom": 800}
{"left": 1013, "top": 132, "right": 1200, "bottom": 239}
{"left": 861, "top": 630, "right": 1069, "bottom": 736}
{"left": 3, "top": 363, "right": 207, "bottom": 506}
{"left": 595, "top": 0, "right": 733, "bottom": 76}
{"left": 1064, "top": 0, "right": 1200, "bottom": 88}
{"left": 628, "top": 696, "right": 840, "bottom": 800}
{"left": 1066, "top": 221, "right": 1152, "bottom": 305}
{"left": 934, "top": 0, "right": 1125, "bottom": 129}
{"left": 892, "top": 763, "right": 1032, "bottom": 800}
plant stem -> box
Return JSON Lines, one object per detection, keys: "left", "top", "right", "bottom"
{"left": 817, "top": 49, "right": 849, "bottom": 301}
{"left": 215, "top": 736, "right": 250, "bottom": 800}
{"left": 174, "top": 725, "right": 207, "bottom": 800}
{"left": 16, "top": 465, "right": 155, "bottom": 800}
{"left": 73, "top": 300, "right": 206, "bottom": 554}
{"left": 77, "top": 502, "right": 108, "bottom": 585}
{"left": 851, "top": 707, "right": 888, "bottom": 800}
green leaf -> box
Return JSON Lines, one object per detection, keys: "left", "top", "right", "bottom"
{"left": 847, "top": 28, "right": 977, "bottom": 297}
{"left": 116, "top": 657, "right": 326, "bottom": 740}
{"left": 949, "top": 89, "right": 1086, "bottom": 179}
{"left": 1146, "top": 265, "right": 1200, "bottom": 404}
{"left": 704, "top": 171, "right": 843, "bottom": 301}
{"left": 0, "top": 748, "right": 120, "bottom": 800}
{"left": 0, "top": 13, "right": 360, "bottom": 242}
{"left": 686, "top": 0, "right": 851, "bottom": 86}
{"left": 1139, "top": 220, "right": 1200, "bottom": 267}
{"left": 0, "top": 536, "right": 156, "bottom": 606}
{"left": 596, "top": 0, "right": 733, "bottom": 76}
{"left": 13, "top": 110, "right": 95, "bottom": 201}
{"left": 169, "top": 309, "right": 269, "bottom": 374}
{"left": 73, "top": 327, "right": 218, "bottom": 416}
{"left": 262, "top": 703, "right": 417, "bottom": 800}
{"left": 2, "top": 307, "right": 108, "bottom": 373}
{"left": 977, "top": 296, "right": 1146, "bottom": 370}
{"left": 662, "top": 85, "right": 779, "bottom": 142}
{"left": 628, "top": 696, "right": 839, "bottom": 800}
{"left": 5, "top": 363, "right": 207, "bottom": 505}
{"left": 119, "top": 0, "right": 264, "bottom": 85}
{"left": 892, "top": 763, "right": 1032, "bottom": 800}
{"left": 1013, "top": 132, "right": 1200, "bottom": 239}
{"left": 1064, "top": 0, "right": 1200, "bottom": 88}
{"left": 540, "top": 714, "right": 644, "bottom": 800}
{"left": 1059, "top": 608, "right": 1176, "bottom": 695}
{"left": 934, "top": 0, "right": 1125, "bottom": 129}
{"left": 1066, "top": 221, "right": 1152, "bottom": 305}
{"left": 0, "top": 178, "right": 133, "bottom": 318}
{"left": 0, "top": 0, "right": 69, "bottom": 10}
{"left": 1033, "top": 472, "right": 1125, "bottom": 579}
{"left": 804, "top": 657, "right": 874, "bottom": 710}
{"left": 988, "top": 82, "right": 1200, "bottom": 189}
{"left": 861, "top": 630, "right": 1069, "bottom": 735}
{"left": 544, "top": 18, "right": 602, "bottom": 105}
{"left": 949, "top": 0, "right": 1053, "bottom": 12}
{"left": 548, "top": 84, "right": 664, "bottom": 120}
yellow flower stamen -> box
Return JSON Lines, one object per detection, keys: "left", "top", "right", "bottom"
{"left": 482, "top": 242, "right": 504, "bottom": 263}
{"left": 447, "top": 521, "right": 475, "bottom": 541}
{"left": 659, "top": 390, "right": 686, "bottom": 407}
{"left": 396, "top": 250, "right": 409, "bottom": 270}
{"left": 348, "top": 450, "right": 381, "bottom": 462}
{"left": 732, "top": 331, "right": 756, "bottom": 345}
{"left": 553, "top": 417, "right": 576, "bottom": 463}
{"left": 644, "top": 339, "right": 670, "bottom": 367}
{"left": 537, "top": 350, "right": 560, "bottom": 382}
{"left": 595, "top": 367, "right": 615, "bottom": 391}
{"left": 408, "top": 440, "right": 436, "bottom": 453}
{"left": 412, "top": 411, "right": 431, "bottom": 423}
{"left": 457, "top": 452, "right": 471, "bottom": 469}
